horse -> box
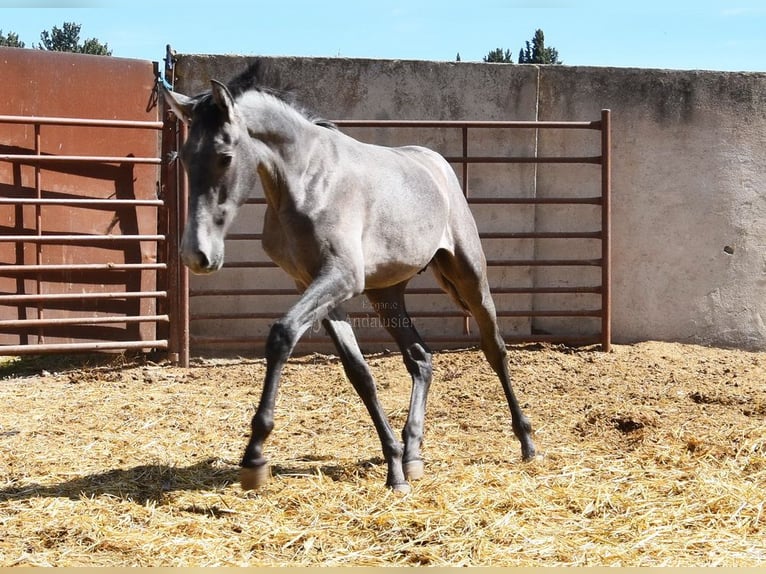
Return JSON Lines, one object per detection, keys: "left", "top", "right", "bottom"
{"left": 161, "top": 61, "right": 536, "bottom": 493}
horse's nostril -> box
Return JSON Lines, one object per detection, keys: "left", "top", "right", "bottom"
{"left": 196, "top": 250, "right": 210, "bottom": 269}
{"left": 181, "top": 248, "right": 211, "bottom": 272}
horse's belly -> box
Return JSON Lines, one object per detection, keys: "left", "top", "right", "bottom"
{"left": 362, "top": 225, "right": 448, "bottom": 289}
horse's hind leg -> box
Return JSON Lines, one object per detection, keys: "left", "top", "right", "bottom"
{"left": 432, "top": 249, "right": 537, "bottom": 461}
{"left": 322, "top": 307, "right": 409, "bottom": 492}
{"left": 366, "top": 285, "right": 433, "bottom": 481}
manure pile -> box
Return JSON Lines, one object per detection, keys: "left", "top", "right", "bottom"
{"left": 0, "top": 341, "right": 764, "bottom": 566}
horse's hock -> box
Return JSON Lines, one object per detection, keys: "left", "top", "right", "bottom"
{"left": 173, "top": 55, "right": 766, "bottom": 355}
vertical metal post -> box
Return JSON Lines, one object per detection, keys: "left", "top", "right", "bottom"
{"left": 161, "top": 47, "right": 190, "bottom": 367}
{"left": 461, "top": 125, "right": 471, "bottom": 335}
{"left": 160, "top": 101, "right": 177, "bottom": 362}
{"left": 161, "top": 114, "right": 190, "bottom": 367}
{"left": 177, "top": 121, "right": 190, "bottom": 367}
{"left": 600, "top": 109, "right": 612, "bottom": 352}
{"left": 34, "top": 123, "right": 44, "bottom": 343}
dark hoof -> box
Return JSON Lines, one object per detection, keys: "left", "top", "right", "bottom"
{"left": 240, "top": 463, "right": 270, "bottom": 490}
{"left": 403, "top": 459, "right": 424, "bottom": 481}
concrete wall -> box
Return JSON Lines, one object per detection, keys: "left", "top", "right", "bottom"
{"left": 173, "top": 55, "right": 766, "bottom": 351}
{"left": 536, "top": 67, "right": 766, "bottom": 349}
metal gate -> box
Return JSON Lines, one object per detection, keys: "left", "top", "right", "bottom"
{"left": 0, "top": 49, "right": 179, "bottom": 358}
{"left": 186, "top": 113, "right": 611, "bottom": 357}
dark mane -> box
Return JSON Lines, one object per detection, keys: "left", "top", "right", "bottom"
{"left": 226, "top": 59, "right": 336, "bottom": 129}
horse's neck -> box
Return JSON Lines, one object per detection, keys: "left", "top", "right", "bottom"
{"left": 239, "top": 92, "right": 308, "bottom": 146}
{"left": 240, "top": 97, "right": 318, "bottom": 209}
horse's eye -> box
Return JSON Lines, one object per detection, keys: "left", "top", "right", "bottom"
{"left": 218, "top": 154, "right": 232, "bottom": 169}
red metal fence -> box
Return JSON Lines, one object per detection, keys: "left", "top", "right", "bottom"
{"left": 0, "top": 50, "right": 177, "bottom": 358}
{"left": 0, "top": 114, "right": 172, "bottom": 355}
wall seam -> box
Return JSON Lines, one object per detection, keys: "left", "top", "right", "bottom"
{"left": 531, "top": 65, "right": 542, "bottom": 331}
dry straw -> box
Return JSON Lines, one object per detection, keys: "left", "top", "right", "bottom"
{"left": 0, "top": 341, "right": 764, "bottom": 566}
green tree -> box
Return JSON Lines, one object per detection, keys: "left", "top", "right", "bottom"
{"left": 37, "top": 22, "right": 111, "bottom": 55}
{"left": 518, "top": 29, "right": 561, "bottom": 64}
{"left": 483, "top": 47, "right": 514, "bottom": 63}
{"left": 0, "top": 29, "right": 25, "bottom": 48}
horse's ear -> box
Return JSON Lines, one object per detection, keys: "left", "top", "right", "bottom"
{"left": 161, "top": 84, "right": 194, "bottom": 125}
{"left": 210, "top": 80, "right": 235, "bottom": 122}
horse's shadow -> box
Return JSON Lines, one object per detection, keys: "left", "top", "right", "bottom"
{"left": 0, "top": 456, "right": 386, "bottom": 506}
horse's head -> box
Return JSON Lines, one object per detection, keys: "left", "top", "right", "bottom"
{"left": 162, "top": 80, "right": 257, "bottom": 274}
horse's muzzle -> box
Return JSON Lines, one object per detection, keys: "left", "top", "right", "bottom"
{"left": 181, "top": 249, "right": 222, "bottom": 274}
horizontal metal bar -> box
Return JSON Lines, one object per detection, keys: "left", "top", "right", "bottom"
{"left": 486, "top": 286, "right": 602, "bottom": 294}
{"left": 498, "top": 309, "right": 602, "bottom": 318}
{"left": 0, "top": 198, "right": 164, "bottom": 206}
{"left": 406, "top": 309, "right": 604, "bottom": 319}
{"left": 216, "top": 258, "right": 603, "bottom": 270}
{"left": 0, "top": 339, "right": 168, "bottom": 355}
{"left": 221, "top": 261, "right": 278, "bottom": 269}
{"left": 189, "top": 308, "right": 601, "bottom": 321}
{"left": 405, "top": 286, "right": 603, "bottom": 295}
{"left": 189, "top": 334, "right": 602, "bottom": 347}
{"left": 0, "top": 291, "right": 166, "bottom": 303}
{"left": 0, "top": 114, "right": 164, "bottom": 129}
{"left": 225, "top": 231, "right": 603, "bottom": 241}
{"left": 467, "top": 197, "right": 603, "bottom": 205}
{"left": 1, "top": 263, "right": 166, "bottom": 273}
{"left": 227, "top": 233, "right": 262, "bottom": 241}
{"left": 242, "top": 196, "right": 605, "bottom": 206}
{"left": 445, "top": 155, "right": 602, "bottom": 165}
{"left": 501, "top": 334, "right": 603, "bottom": 345}
{"left": 4, "top": 154, "right": 599, "bottom": 166}
{"left": 191, "top": 309, "right": 602, "bottom": 321}
{"left": 480, "top": 231, "right": 602, "bottom": 239}
{"left": 0, "top": 234, "right": 165, "bottom": 243}
{"left": 489, "top": 259, "right": 603, "bottom": 267}
{"left": 0, "top": 154, "right": 161, "bottom": 165}
{"left": 189, "top": 285, "right": 602, "bottom": 299}
{"left": 190, "top": 288, "right": 296, "bottom": 297}
{"left": 335, "top": 119, "right": 601, "bottom": 129}
{"left": 0, "top": 314, "right": 170, "bottom": 328}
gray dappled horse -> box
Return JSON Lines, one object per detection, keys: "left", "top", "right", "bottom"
{"left": 162, "top": 61, "right": 536, "bottom": 493}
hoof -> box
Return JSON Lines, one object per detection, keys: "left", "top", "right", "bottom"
{"left": 390, "top": 482, "right": 411, "bottom": 495}
{"left": 240, "top": 463, "right": 270, "bottom": 490}
{"left": 403, "top": 459, "right": 424, "bottom": 481}
{"left": 521, "top": 442, "right": 538, "bottom": 462}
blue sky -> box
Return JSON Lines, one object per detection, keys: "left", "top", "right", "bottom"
{"left": 1, "top": 0, "right": 764, "bottom": 72}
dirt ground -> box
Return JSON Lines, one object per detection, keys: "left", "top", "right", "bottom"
{"left": 0, "top": 341, "right": 764, "bottom": 566}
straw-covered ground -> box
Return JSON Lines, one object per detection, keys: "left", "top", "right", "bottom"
{"left": 0, "top": 341, "right": 764, "bottom": 566}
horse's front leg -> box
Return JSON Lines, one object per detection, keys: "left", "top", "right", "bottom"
{"left": 239, "top": 272, "right": 356, "bottom": 490}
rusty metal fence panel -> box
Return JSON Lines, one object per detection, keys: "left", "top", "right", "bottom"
{"left": 186, "top": 111, "right": 611, "bottom": 356}
{"left": 0, "top": 49, "right": 174, "bottom": 357}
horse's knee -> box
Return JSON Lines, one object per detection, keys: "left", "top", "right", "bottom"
{"left": 251, "top": 411, "right": 274, "bottom": 437}
{"left": 265, "top": 322, "right": 293, "bottom": 359}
